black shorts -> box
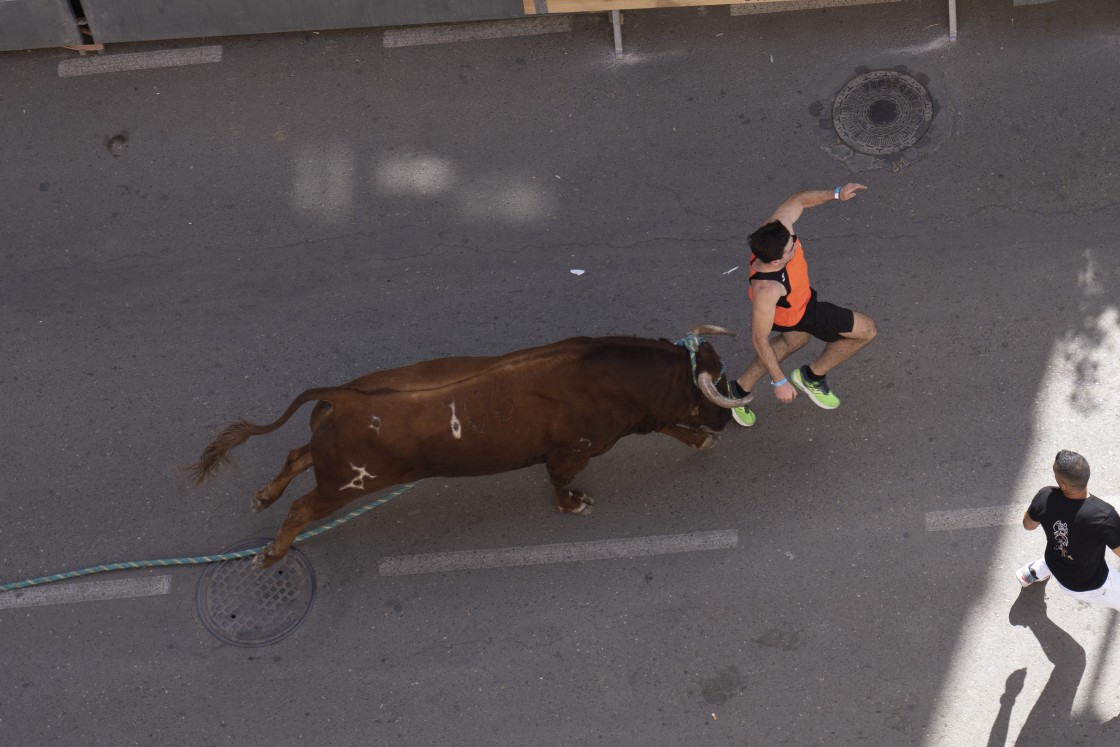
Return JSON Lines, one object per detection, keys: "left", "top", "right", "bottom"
{"left": 773, "top": 289, "right": 855, "bottom": 343}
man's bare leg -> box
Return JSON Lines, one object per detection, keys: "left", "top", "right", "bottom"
{"left": 735, "top": 331, "right": 811, "bottom": 392}
{"left": 806, "top": 312, "right": 877, "bottom": 377}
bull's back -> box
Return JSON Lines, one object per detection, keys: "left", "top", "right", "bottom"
{"left": 333, "top": 338, "right": 631, "bottom": 394}
{"left": 340, "top": 355, "right": 496, "bottom": 391}
{"left": 309, "top": 337, "right": 666, "bottom": 484}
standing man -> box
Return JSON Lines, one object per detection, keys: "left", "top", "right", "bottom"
{"left": 1017, "top": 450, "right": 1120, "bottom": 611}
{"left": 728, "top": 184, "right": 877, "bottom": 427}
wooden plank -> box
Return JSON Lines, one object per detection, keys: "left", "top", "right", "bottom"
{"left": 524, "top": 0, "right": 784, "bottom": 14}
{"left": 731, "top": 0, "right": 899, "bottom": 15}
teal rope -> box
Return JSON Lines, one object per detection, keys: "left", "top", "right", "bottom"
{"left": 674, "top": 333, "right": 728, "bottom": 388}
{"left": 0, "top": 482, "right": 420, "bottom": 592}
{"left": 674, "top": 333, "right": 702, "bottom": 383}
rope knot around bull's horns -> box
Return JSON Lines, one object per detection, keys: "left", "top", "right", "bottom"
{"left": 675, "top": 333, "right": 703, "bottom": 354}
{"left": 675, "top": 326, "right": 735, "bottom": 387}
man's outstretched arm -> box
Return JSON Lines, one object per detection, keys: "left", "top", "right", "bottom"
{"left": 768, "top": 183, "right": 867, "bottom": 230}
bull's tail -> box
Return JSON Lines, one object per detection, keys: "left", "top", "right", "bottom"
{"left": 182, "top": 386, "right": 347, "bottom": 487}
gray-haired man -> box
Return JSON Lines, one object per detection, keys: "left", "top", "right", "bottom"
{"left": 1017, "top": 450, "right": 1120, "bottom": 611}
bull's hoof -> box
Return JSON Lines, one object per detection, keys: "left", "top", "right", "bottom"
{"left": 559, "top": 491, "right": 595, "bottom": 515}
{"left": 250, "top": 488, "right": 270, "bottom": 513}
{"left": 252, "top": 545, "right": 284, "bottom": 570}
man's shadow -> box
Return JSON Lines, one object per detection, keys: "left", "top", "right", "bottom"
{"left": 987, "top": 584, "right": 1119, "bottom": 746}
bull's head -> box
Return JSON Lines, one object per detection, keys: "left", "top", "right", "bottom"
{"left": 679, "top": 325, "right": 754, "bottom": 409}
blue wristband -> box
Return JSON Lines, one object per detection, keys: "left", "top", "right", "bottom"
{"left": 771, "top": 377, "right": 787, "bottom": 387}
{"left": 834, "top": 186, "right": 842, "bottom": 200}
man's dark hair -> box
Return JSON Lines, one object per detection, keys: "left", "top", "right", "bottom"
{"left": 1054, "top": 450, "right": 1090, "bottom": 489}
{"left": 748, "top": 220, "right": 792, "bottom": 263}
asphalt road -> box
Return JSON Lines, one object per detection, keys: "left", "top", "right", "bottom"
{"left": 2, "top": 2, "right": 1120, "bottom": 745}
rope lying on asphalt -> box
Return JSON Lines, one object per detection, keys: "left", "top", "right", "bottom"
{"left": 0, "top": 482, "right": 420, "bottom": 592}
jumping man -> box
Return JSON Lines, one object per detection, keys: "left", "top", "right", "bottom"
{"left": 729, "top": 184, "right": 877, "bottom": 426}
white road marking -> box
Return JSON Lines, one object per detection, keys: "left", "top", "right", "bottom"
{"left": 383, "top": 17, "right": 572, "bottom": 49}
{"left": 0, "top": 576, "right": 171, "bottom": 610}
{"left": 290, "top": 139, "right": 355, "bottom": 224}
{"left": 925, "top": 504, "right": 1022, "bottom": 531}
{"left": 58, "top": 46, "right": 222, "bottom": 78}
{"left": 730, "top": 0, "right": 900, "bottom": 15}
{"left": 379, "top": 529, "right": 737, "bottom": 576}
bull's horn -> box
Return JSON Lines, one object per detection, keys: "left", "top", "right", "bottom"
{"left": 698, "top": 371, "right": 754, "bottom": 408}
{"left": 688, "top": 325, "right": 737, "bottom": 337}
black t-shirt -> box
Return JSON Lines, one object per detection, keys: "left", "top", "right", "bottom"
{"left": 1028, "top": 487, "right": 1120, "bottom": 591}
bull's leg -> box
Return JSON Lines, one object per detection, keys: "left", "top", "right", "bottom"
{"left": 659, "top": 425, "right": 718, "bottom": 450}
{"left": 545, "top": 452, "right": 595, "bottom": 516}
{"left": 251, "top": 445, "right": 313, "bottom": 512}
{"left": 253, "top": 486, "right": 358, "bottom": 569}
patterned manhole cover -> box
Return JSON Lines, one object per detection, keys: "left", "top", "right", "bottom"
{"left": 195, "top": 538, "right": 316, "bottom": 647}
{"left": 832, "top": 70, "right": 934, "bottom": 156}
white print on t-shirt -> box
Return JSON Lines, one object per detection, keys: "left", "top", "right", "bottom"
{"left": 1053, "top": 520, "right": 1073, "bottom": 560}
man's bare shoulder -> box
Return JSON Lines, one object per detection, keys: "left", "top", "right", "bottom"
{"left": 750, "top": 276, "right": 785, "bottom": 299}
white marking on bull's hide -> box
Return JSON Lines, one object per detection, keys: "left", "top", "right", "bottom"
{"left": 571, "top": 437, "right": 592, "bottom": 453}
{"left": 343, "top": 464, "right": 376, "bottom": 491}
{"left": 369, "top": 415, "right": 382, "bottom": 433}
{"left": 449, "top": 401, "right": 462, "bottom": 440}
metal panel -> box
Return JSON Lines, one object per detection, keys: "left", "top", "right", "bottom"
{"left": 0, "top": 0, "right": 83, "bottom": 51}
{"left": 82, "top": 0, "right": 527, "bottom": 44}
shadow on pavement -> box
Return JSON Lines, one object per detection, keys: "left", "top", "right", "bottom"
{"left": 991, "top": 586, "right": 1120, "bottom": 746}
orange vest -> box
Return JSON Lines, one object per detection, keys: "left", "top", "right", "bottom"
{"left": 749, "top": 238, "right": 811, "bottom": 327}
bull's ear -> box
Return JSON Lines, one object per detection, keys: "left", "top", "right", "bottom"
{"left": 698, "top": 340, "right": 723, "bottom": 366}
{"left": 696, "top": 342, "right": 727, "bottom": 381}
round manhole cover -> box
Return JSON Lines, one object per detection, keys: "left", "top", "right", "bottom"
{"left": 195, "top": 539, "right": 316, "bottom": 647}
{"left": 832, "top": 70, "right": 933, "bottom": 156}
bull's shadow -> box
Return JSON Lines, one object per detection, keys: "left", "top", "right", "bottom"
{"left": 988, "top": 585, "right": 1120, "bottom": 746}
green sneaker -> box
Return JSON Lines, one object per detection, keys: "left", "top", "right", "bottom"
{"left": 792, "top": 366, "right": 840, "bottom": 410}
{"left": 731, "top": 406, "right": 757, "bottom": 427}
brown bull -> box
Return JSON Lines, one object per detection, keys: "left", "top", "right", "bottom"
{"left": 185, "top": 326, "right": 752, "bottom": 569}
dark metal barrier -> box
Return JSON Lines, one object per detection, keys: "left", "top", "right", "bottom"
{"left": 81, "top": 0, "right": 526, "bottom": 45}
{"left": 0, "top": 1, "right": 83, "bottom": 51}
